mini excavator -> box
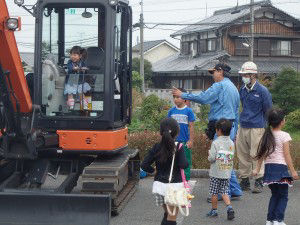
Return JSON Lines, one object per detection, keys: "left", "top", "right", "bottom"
{"left": 0, "top": 0, "right": 139, "bottom": 224}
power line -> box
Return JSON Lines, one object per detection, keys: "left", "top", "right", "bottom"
{"left": 131, "top": 0, "right": 209, "bottom": 7}
{"left": 11, "top": 1, "right": 300, "bottom": 16}
{"left": 140, "top": 1, "right": 300, "bottom": 13}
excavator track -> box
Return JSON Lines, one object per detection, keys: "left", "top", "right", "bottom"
{"left": 82, "top": 148, "right": 140, "bottom": 215}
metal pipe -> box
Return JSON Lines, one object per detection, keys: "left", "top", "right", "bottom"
{"left": 250, "top": 0, "right": 254, "bottom": 61}
{"left": 139, "top": 0, "right": 145, "bottom": 93}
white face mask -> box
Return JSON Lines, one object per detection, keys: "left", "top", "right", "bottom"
{"left": 242, "top": 77, "right": 251, "bottom": 85}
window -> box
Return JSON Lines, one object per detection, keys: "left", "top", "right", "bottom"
{"left": 207, "top": 39, "right": 216, "bottom": 51}
{"left": 191, "top": 41, "right": 198, "bottom": 57}
{"left": 292, "top": 41, "right": 300, "bottom": 56}
{"left": 41, "top": 7, "right": 106, "bottom": 117}
{"left": 199, "top": 39, "right": 207, "bottom": 53}
{"left": 183, "top": 79, "right": 193, "bottom": 90}
{"left": 281, "top": 41, "right": 291, "bottom": 56}
{"left": 234, "top": 39, "right": 258, "bottom": 56}
{"left": 258, "top": 39, "right": 270, "bottom": 56}
{"left": 181, "top": 42, "right": 190, "bottom": 55}
{"left": 235, "top": 39, "right": 248, "bottom": 56}
{"left": 41, "top": 9, "right": 59, "bottom": 59}
{"left": 271, "top": 40, "right": 291, "bottom": 56}
{"left": 171, "top": 79, "right": 183, "bottom": 88}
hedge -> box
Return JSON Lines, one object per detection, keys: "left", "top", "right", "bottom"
{"left": 129, "top": 130, "right": 300, "bottom": 170}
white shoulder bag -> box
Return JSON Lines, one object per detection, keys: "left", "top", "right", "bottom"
{"left": 164, "top": 144, "right": 190, "bottom": 217}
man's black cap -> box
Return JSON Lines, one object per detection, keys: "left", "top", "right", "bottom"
{"left": 208, "top": 63, "right": 231, "bottom": 74}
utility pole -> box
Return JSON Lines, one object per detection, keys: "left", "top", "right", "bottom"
{"left": 249, "top": 0, "right": 254, "bottom": 61}
{"left": 140, "top": 0, "right": 145, "bottom": 93}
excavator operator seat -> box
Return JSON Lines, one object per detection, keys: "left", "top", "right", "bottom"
{"left": 86, "top": 47, "right": 105, "bottom": 74}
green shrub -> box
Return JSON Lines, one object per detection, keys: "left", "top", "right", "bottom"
{"left": 129, "top": 130, "right": 300, "bottom": 170}
{"left": 132, "top": 71, "right": 143, "bottom": 92}
{"left": 139, "top": 94, "right": 170, "bottom": 131}
{"left": 129, "top": 130, "right": 212, "bottom": 169}
{"left": 132, "top": 88, "right": 143, "bottom": 112}
{"left": 290, "top": 141, "right": 300, "bottom": 170}
{"left": 132, "top": 58, "right": 153, "bottom": 86}
{"left": 271, "top": 68, "right": 300, "bottom": 114}
{"left": 128, "top": 94, "right": 170, "bottom": 132}
{"left": 285, "top": 109, "right": 300, "bottom": 131}
{"left": 128, "top": 131, "right": 161, "bottom": 160}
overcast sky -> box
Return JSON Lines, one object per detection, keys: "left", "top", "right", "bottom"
{"left": 7, "top": 0, "right": 300, "bottom": 52}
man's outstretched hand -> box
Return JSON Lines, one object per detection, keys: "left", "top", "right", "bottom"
{"left": 172, "top": 87, "right": 182, "bottom": 97}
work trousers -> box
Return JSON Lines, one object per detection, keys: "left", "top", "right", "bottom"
{"left": 236, "top": 127, "right": 265, "bottom": 179}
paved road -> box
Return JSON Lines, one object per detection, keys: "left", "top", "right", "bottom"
{"left": 111, "top": 178, "right": 300, "bottom": 225}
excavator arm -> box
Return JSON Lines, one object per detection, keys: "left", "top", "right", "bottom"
{"left": 0, "top": 0, "right": 32, "bottom": 113}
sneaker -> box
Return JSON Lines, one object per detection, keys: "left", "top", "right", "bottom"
{"left": 266, "top": 221, "right": 273, "bottom": 225}
{"left": 252, "top": 178, "right": 264, "bottom": 193}
{"left": 227, "top": 208, "right": 235, "bottom": 220}
{"left": 240, "top": 178, "right": 250, "bottom": 191}
{"left": 273, "top": 222, "right": 286, "bottom": 225}
{"left": 206, "top": 209, "right": 218, "bottom": 217}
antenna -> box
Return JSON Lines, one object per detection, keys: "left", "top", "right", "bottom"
{"left": 231, "top": 0, "right": 241, "bottom": 14}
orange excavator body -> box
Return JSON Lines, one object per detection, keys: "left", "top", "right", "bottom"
{"left": 57, "top": 128, "right": 128, "bottom": 151}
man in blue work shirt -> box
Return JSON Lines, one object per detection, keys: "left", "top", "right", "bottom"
{"left": 172, "top": 63, "right": 242, "bottom": 201}
{"left": 236, "top": 61, "right": 272, "bottom": 194}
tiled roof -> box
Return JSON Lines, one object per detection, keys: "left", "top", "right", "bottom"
{"left": 153, "top": 52, "right": 299, "bottom": 75}
{"left": 221, "top": 57, "right": 300, "bottom": 74}
{"left": 20, "top": 52, "right": 34, "bottom": 67}
{"left": 152, "top": 51, "right": 229, "bottom": 73}
{"left": 132, "top": 40, "right": 166, "bottom": 53}
{"left": 171, "top": 0, "right": 300, "bottom": 37}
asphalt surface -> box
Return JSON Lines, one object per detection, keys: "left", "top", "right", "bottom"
{"left": 111, "top": 178, "right": 300, "bottom": 225}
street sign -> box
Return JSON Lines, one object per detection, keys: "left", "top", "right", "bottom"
{"left": 67, "top": 9, "right": 76, "bottom": 15}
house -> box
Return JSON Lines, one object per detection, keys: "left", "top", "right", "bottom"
{"left": 20, "top": 52, "right": 34, "bottom": 72}
{"left": 152, "top": 0, "right": 300, "bottom": 90}
{"left": 132, "top": 40, "right": 179, "bottom": 64}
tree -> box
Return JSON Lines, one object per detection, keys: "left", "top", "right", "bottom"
{"left": 271, "top": 68, "right": 300, "bottom": 114}
{"left": 132, "top": 57, "right": 153, "bottom": 86}
{"left": 132, "top": 71, "right": 143, "bottom": 92}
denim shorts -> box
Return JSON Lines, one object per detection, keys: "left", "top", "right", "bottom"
{"left": 263, "top": 163, "right": 293, "bottom": 186}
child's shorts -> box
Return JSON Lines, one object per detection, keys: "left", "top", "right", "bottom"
{"left": 64, "top": 82, "right": 91, "bottom": 95}
{"left": 209, "top": 177, "right": 230, "bottom": 195}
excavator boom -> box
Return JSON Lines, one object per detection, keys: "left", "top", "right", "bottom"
{"left": 0, "top": 0, "right": 32, "bottom": 113}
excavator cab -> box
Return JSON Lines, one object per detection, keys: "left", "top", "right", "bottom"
{"left": 36, "top": 0, "right": 132, "bottom": 132}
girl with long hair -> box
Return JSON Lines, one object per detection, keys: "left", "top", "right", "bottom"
{"left": 253, "top": 108, "right": 299, "bottom": 225}
{"left": 141, "top": 118, "right": 188, "bottom": 225}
